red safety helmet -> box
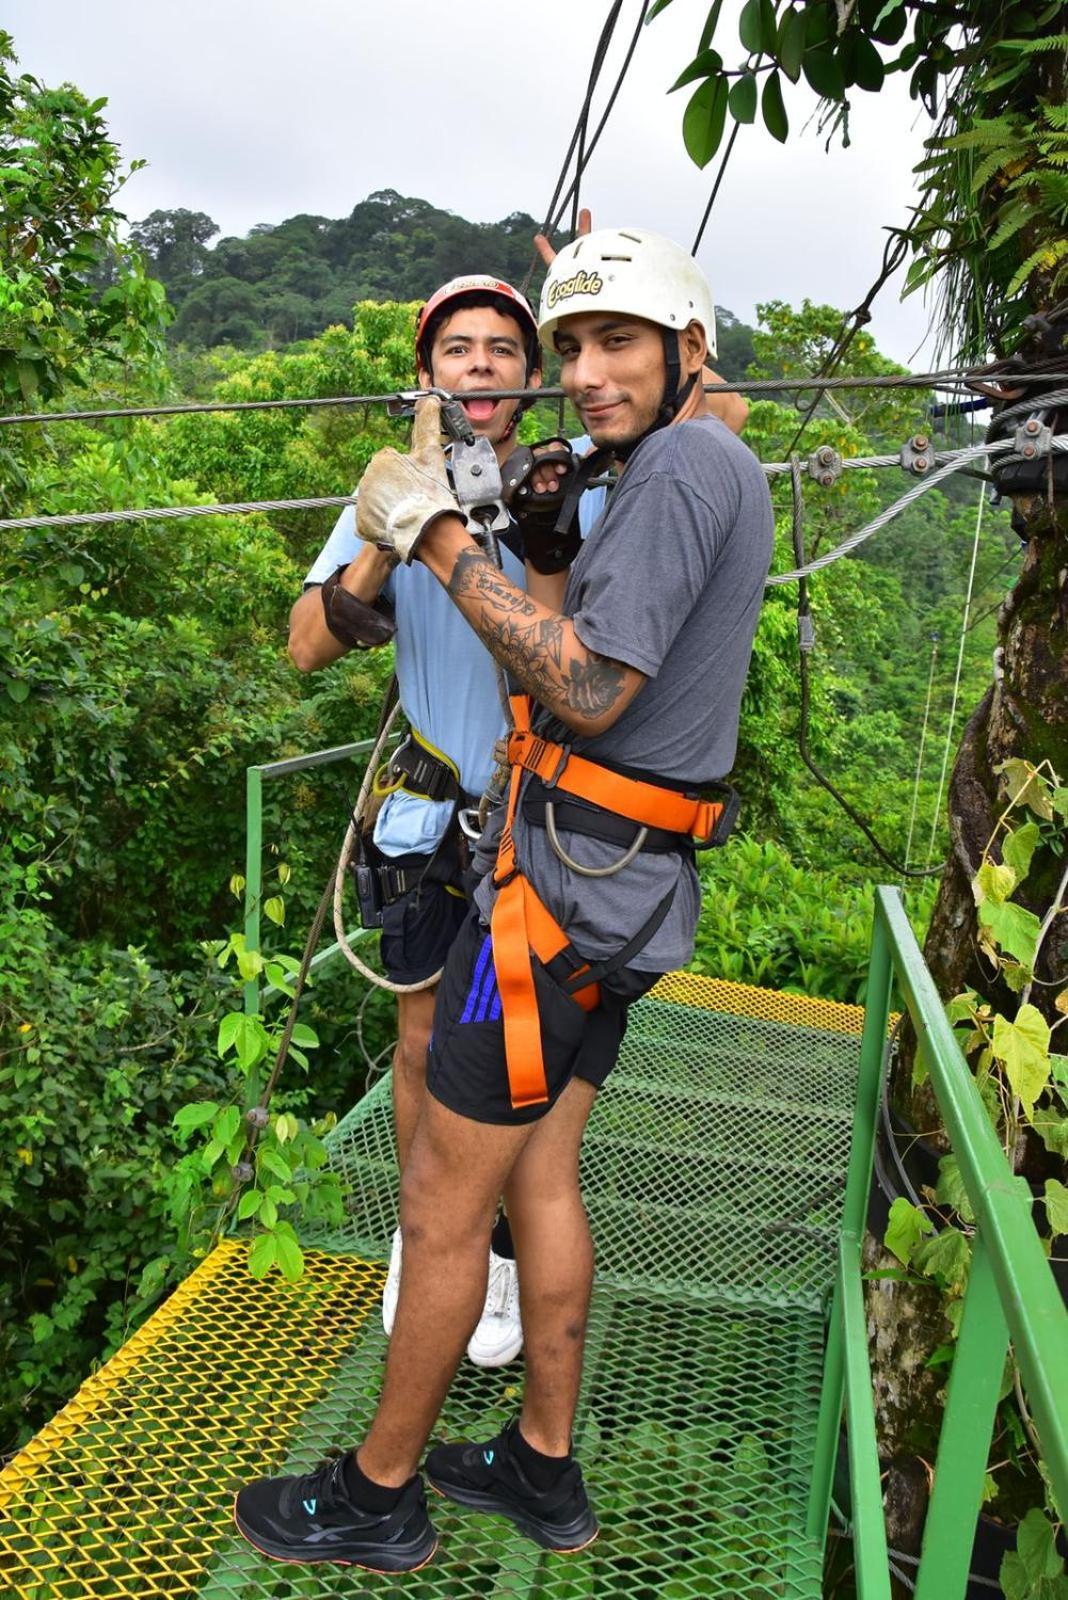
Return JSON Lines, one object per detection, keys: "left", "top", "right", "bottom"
{"left": 415, "top": 275, "right": 541, "bottom": 379}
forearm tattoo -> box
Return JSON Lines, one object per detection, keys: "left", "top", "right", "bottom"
{"left": 447, "top": 547, "right": 626, "bottom": 721}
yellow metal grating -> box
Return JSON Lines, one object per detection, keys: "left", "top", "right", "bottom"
{"left": 650, "top": 970, "right": 867, "bottom": 1035}
{"left": 0, "top": 1243, "right": 384, "bottom": 1598}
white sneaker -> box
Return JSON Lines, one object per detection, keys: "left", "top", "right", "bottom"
{"left": 381, "top": 1227, "right": 402, "bottom": 1336}
{"left": 466, "top": 1250, "right": 523, "bottom": 1368}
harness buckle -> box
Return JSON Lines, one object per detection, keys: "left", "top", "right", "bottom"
{"left": 690, "top": 784, "right": 742, "bottom": 849}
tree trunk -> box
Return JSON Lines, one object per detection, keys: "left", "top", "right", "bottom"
{"left": 899, "top": 484, "right": 1068, "bottom": 1138}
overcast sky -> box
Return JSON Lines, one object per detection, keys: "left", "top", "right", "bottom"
{"left": 8, "top": 0, "right": 940, "bottom": 366}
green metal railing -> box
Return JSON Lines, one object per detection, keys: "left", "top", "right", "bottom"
{"left": 242, "top": 735, "right": 396, "bottom": 1013}
{"left": 818, "top": 885, "right": 1068, "bottom": 1599}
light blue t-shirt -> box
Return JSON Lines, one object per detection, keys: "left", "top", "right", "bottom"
{"left": 305, "top": 439, "right": 607, "bottom": 858}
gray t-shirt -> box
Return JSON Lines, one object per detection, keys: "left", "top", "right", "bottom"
{"left": 475, "top": 414, "right": 773, "bottom": 973}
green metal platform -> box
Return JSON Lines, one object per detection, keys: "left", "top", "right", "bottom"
{"left": 4, "top": 893, "right": 1068, "bottom": 1600}
{"left": 0, "top": 973, "right": 860, "bottom": 1599}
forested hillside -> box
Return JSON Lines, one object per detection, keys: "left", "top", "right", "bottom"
{"left": 126, "top": 188, "right": 757, "bottom": 375}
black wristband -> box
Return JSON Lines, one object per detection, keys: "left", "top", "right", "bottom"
{"left": 321, "top": 566, "right": 396, "bottom": 650}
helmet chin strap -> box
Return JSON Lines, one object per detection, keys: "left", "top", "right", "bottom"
{"left": 612, "top": 330, "right": 697, "bottom": 462}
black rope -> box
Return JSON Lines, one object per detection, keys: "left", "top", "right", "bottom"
{"left": 787, "top": 456, "right": 944, "bottom": 879}
{"left": 521, "top": 0, "right": 625, "bottom": 294}
{"left": 691, "top": 121, "right": 742, "bottom": 256}
{"left": 780, "top": 230, "right": 911, "bottom": 458}
{"left": 544, "top": 0, "right": 651, "bottom": 242}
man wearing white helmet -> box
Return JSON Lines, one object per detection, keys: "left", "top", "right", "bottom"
{"left": 285, "top": 264, "right": 748, "bottom": 1375}
{"left": 236, "top": 234, "right": 768, "bottom": 1574}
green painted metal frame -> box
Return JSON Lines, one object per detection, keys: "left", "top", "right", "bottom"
{"left": 240, "top": 740, "right": 1068, "bottom": 1594}
{"left": 242, "top": 735, "right": 398, "bottom": 1013}
{"left": 823, "top": 885, "right": 1068, "bottom": 1598}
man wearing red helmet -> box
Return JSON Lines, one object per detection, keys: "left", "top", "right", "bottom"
{"left": 289, "top": 274, "right": 548, "bottom": 1370}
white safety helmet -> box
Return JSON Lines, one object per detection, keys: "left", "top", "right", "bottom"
{"left": 538, "top": 228, "right": 717, "bottom": 359}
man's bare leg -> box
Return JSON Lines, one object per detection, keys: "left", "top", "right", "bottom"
{"left": 358, "top": 1094, "right": 536, "bottom": 1485}
{"left": 503, "top": 1077, "right": 598, "bottom": 1455}
{"left": 391, "top": 987, "right": 436, "bottom": 1168}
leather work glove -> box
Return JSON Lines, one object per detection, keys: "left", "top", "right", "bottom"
{"left": 500, "top": 438, "right": 581, "bottom": 574}
{"left": 356, "top": 396, "right": 459, "bottom": 563}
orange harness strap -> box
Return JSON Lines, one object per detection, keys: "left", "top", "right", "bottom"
{"left": 489, "top": 696, "right": 723, "bottom": 1109}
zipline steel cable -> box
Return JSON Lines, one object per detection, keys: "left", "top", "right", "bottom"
{"left": 4, "top": 433, "right": 1065, "bottom": 553}
{"left": 3, "top": 366, "right": 1067, "bottom": 430}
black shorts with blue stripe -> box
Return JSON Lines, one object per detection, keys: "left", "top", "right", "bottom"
{"left": 425, "top": 907, "right": 651, "bottom": 1125}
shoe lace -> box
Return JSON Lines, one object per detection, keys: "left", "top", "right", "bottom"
{"left": 297, "top": 1456, "right": 347, "bottom": 1513}
{"left": 485, "top": 1255, "right": 516, "bottom": 1317}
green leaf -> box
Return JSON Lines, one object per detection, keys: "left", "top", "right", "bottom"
{"left": 974, "top": 859, "right": 1016, "bottom": 907}
{"left": 259, "top": 1195, "right": 278, "bottom": 1230}
{"left": 683, "top": 76, "right": 729, "bottom": 169}
{"left": 738, "top": 0, "right": 767, "bottom": 54}
{"left": 236, "top": 947, "right": 265, "bottom": 982}
{"left": 761, "top": 70, "right": 789, "bottom": 143}
{"left": 884, "top": 1197, "right": 933, "bottom": 1266}
{"left": 1004, "top": 825, "right": 1042, "bottom": 889}
{"left": 1017, "top": 1507, "right": 1062, "bottom": 1584}
{"left": 698, "top": 0, "right": 724, "bottom": 53}
{"left": 1044, "top": 1178, "right": 1068, "bottom": 1239}
{"left": 914, "top": 1227, "right": 970, "bottom": 1293}
{"left": 214, "top": 1104, "right": 241, "bottom": 1147}
{"left": 777, "top": 7, "right": 805, "bottom": 81}
{"left": 802, "top": 47, "right": 846, "bottom": 100}
{"left": 934, "top": 1155, "right": 975, "bottom": 1225}
{"left": 289, "top": 1023, "right": 319, "bottom": 1049}
{"left": 263, "top": 896, "right": 285, "bottom": 927}
{"left": 1032, "top": 1107, "right": 1068, "bottom": 1158}
{"left": 850, "top": 34, "right": 885, "bottom": 92}
{"left": 669, "top": 49, "right": 723, "bottom": 93}
{"left": 978, "top": 899, "right": 1041, "bottom": 970}
{"left": 30, "top": 1313, "right": 54, "bottom": 1344}
{"left": 173, "top": 1101, "right": 219, "bottom": 1132}
{"left": 247, "top": 1232, "right": 277, "bottom": 1279}
{"left": 646, "top": 0, "right": 676, "bottom": 19}
{"left": 993, "top": 1005, "right": 1051, "bottom": 1114}
{"left": 1004, "top": 825, "right": 1036, "bottom": 889}
{"left": 236, "top": 1189, "right": 261, "bottom": 1222}
{"left": 258, "top": 1146, "right": 293, "bottom": 1184}
{"left": 219, "top": 1013, "right": 270, "bottom": 1073}
{"left": 728, "top": 73, "right": 758, "bottom": 125}
{"left": 274, "top": 1229, "right": 305, "bottom": 1282}
{"left": 997, "top": 758, "right": 1054, "bottom": 820}
{"left": 5, "top": 678, "right": 30, "bottom": 704}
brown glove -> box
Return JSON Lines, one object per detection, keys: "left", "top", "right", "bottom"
{"left": 356, "top": 396, "right": 459, "bottom": 563}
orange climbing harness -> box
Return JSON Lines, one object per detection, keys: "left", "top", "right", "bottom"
{"left": 490, "top": 694, "right": 728, "bottom": 1108}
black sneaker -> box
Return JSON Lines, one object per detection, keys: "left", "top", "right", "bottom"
{"left": 233, "top": 1455, "right": 437, "bottom": 1573}
{"left": 425, "top": 1420, "right": 598, "bottom": 1553}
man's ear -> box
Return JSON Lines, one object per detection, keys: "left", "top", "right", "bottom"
{"left": 416, "top": 364, "right": 432, "bottom": 391}
{"left": 529, "top": 367, "right": 544, "bottom": 392}
{"left": 680, "top": 319, "right": 708, "bottom": 375}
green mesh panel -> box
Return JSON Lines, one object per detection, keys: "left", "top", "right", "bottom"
{"left": 308, "top": 993, "right": 861, "bottom": 1311}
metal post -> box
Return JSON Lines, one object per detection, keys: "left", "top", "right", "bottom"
{"left": 913, "top": 1232, "right": 1008, "bottom": 1600}
{"left": 807, "top": 901, "right": 893, "bottom": 1542}
{"left": 840, "top": 1234, "right": 893, "bottom": 1600}
{"left": 243, "top": 765, "right": 263, "bottom": 1016}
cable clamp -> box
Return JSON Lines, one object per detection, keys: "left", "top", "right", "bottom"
{"left": 1013, "top": 415, "right": 1052, "bottom": 460}
{"left": 807, "top": 445, "right": 842, "bottom": 487}
{"left": 798, "top": 614, "right": 816, "bottom": 652}
{"left": 899, "top": 434, "right": 933, "bottom": 475}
